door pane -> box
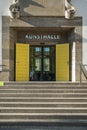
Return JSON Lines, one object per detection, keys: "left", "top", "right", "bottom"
{"left": 35, "top": 58, "right": 41, "bottom": 71}
{"left": 44, "top": 58, "right": 50, "bottom": 71}
{"left": 44, "top": 47, "right": 50, "bottom": 55}
{"left": 43, "top": 47, "right": 50, "bottom": 71}
{"left": 30, "top": 47, "right": 41, "bottom": 70}
{"left": 35, "top": 47, "right": 41, "bottom": 53}
{"left": 35, "top": 47, "right": 41, "bottom": 56}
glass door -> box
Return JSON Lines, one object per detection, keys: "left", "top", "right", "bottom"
{"left": 30, "top": 46, "right": 55, "bottom": 81}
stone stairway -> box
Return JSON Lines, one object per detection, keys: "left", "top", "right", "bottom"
{"left": 0, "top": 82, "right": 87, "bottom": 125}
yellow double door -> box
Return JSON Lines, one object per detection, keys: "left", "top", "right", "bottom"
{"left": 16, "top": 43, "right": 69, "bottom": 81}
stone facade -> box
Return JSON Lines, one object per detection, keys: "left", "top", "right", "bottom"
{"left": 0, "top": 15, "right": 82, "bottom": 81}
{"left": 19, "top": 0, "right": 65, "bottom": 16}
{"left": 0, "top": 0, "right": 82, "bottom": 81}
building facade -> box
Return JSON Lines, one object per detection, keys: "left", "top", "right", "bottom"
{"left": 0, "top": 0, "right": 83, "bottom": 82}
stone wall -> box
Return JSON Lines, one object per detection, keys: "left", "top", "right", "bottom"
{"left": 75, "top": 26, "right": 82, "bottom": 81}
{"left": 0, "top": 16, "right": 10, "bottom": 81}
{"left": 9, "top": 28, "right": 17, "bottom": 81}
{"left": 19, "top": 0, "right": 65, "bottom": 16}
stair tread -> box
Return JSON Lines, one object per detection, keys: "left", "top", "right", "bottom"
{"left": 0, "top": 107, "right": 87, "bottom": 110}
{"left": 0, "top": 119, "right": 87, "bottom": 123}
{"left": 1, "top": 97, "right": 87, "bottom": 99}
{"left": 1, "top": 113, "right": 87, "bottom": 115}
{"left": 0, "top": 102, "right": 87, "bottom": 104}
{"left": 2, "top": 85, "right": 87, "bottom": 87}
{"left": 0, "top": 92, "right": 87, "bottom": 94}
{"left": 1, "top": 88, "right": 87, "bottom": 90}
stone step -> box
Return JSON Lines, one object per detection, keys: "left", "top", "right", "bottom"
{"left": 1, "top": 89, "right": 87, "bottom": 93}
{"left": 1, "top": 102, "right": 87, "bottom": 107}
{"left": 1, "top": 113, "right": 87, "bottom": 120}
{"left": 0, "top": 97, "right": 87, "bottom": 102}
{"left": 0, "top": 107, "right": 87, "bottom": 113}
{"left": 3, "top": 82, "right": 87, "bottom": 86}
{"left": 2, "top": 82, "right": 87, "bottom": 88}
{"left": 0, "top": 93, "right": 87, "bottom": 97}
{"left": 0, "top": 118, "right": 87, "bottom": 125}
{"left": 4, "top": 82, "right": 81, "bottom": 86}
{"left": 1, "top": 86, "right": 87, "bottom": 90}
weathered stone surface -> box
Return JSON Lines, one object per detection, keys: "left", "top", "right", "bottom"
{"left": 19, "top": 0, "right": 65, "bottom": 16}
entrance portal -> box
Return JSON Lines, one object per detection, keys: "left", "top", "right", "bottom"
{"left": 15, "top": 43, "right": 69, "bottom": 81}
{"left": 30, "top": 46, "right": 55, "bottom": 81}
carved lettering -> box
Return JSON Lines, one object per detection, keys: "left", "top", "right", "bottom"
{"left": 25, "top": 34, "right": 60, "bottom": 40}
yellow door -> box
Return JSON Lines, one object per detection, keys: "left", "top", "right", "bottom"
{"left": 16, "top": 43, "right": 29, "bottom": 81}
{"left": 56, "top": 44, "right": 69, "bottom": 81}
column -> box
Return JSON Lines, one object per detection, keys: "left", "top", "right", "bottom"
{"left": 72, "top": 42, "right": 76, "bottom": 82}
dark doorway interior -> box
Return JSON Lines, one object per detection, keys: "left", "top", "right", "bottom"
{"left": 30, "top": 45, "right": 55, "bottom": 81}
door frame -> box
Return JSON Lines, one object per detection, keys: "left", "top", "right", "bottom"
{"left": 30, "top": 44, "right": 56, "bottom": 81}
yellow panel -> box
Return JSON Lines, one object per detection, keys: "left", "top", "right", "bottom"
{"left": 56, "top": 44, "right": 69, "bottom": 81}
{"left": 16, "top": 43, "right": 30, "bottom": 81}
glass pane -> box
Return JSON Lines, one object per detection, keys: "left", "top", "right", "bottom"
{"left": 35, "top": 47, "right": 41, "bottom": 56}
{"left": 44, "top": 58, "right": 50, "bottom": 71}
{"left": 35, "top": 58, "right": 41, "bottom": 71}
{"left": 35, "top": 47, "right": 41, "bottom": 52}
{"left": 44, "top": 47, "right": 50, "bottom": 55}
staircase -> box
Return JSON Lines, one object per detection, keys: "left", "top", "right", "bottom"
{"left": 0, "top": 82, "right": 87, "bottom": 125}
